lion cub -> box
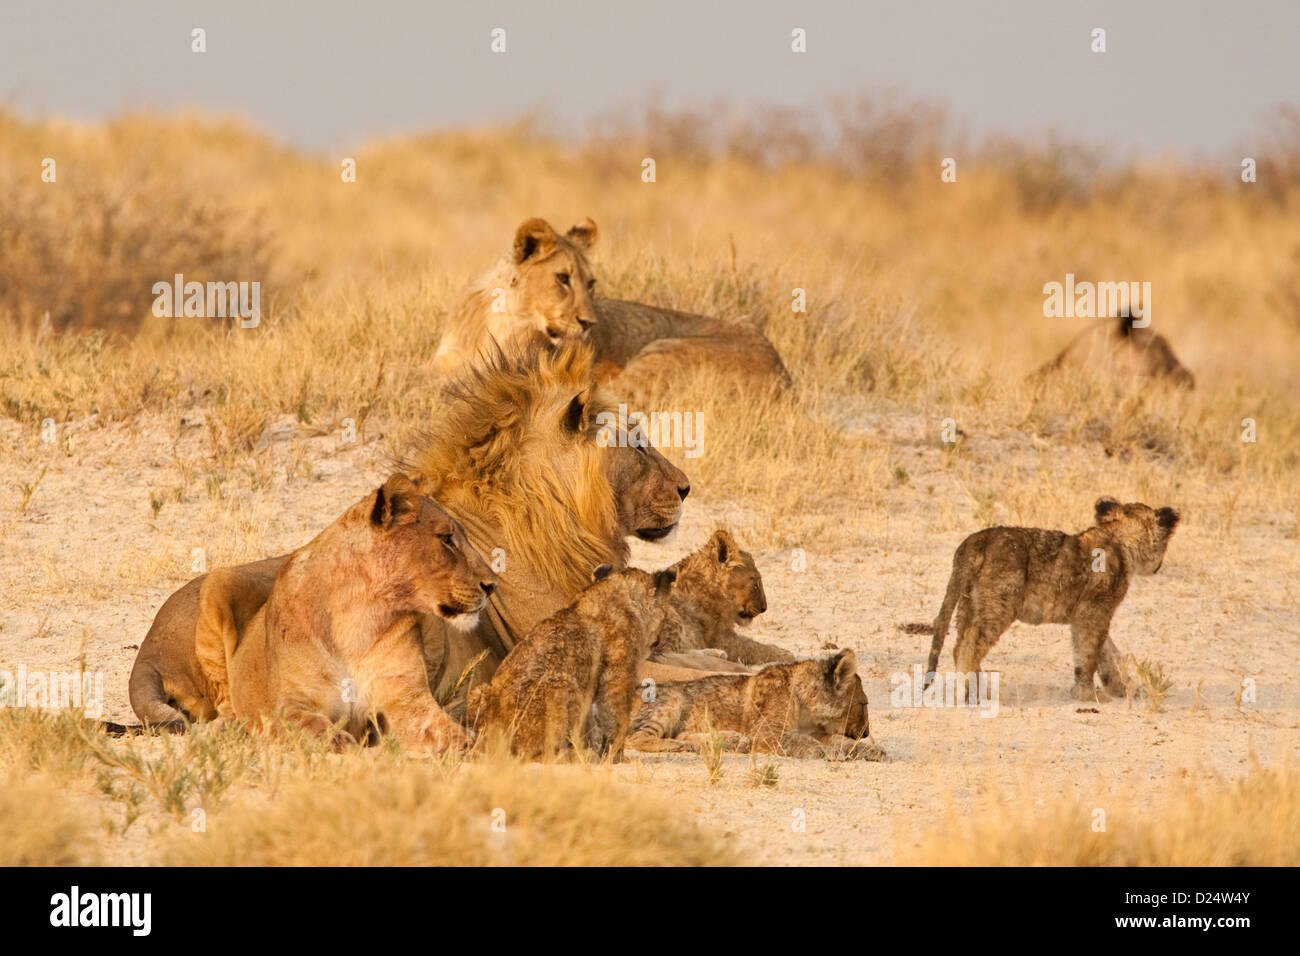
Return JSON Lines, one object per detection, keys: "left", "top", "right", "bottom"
{"left": 651, "top": 529, "right": 793, "bottom": 670}
{"left": 467, "top": 564, "right": 676, "bottom": 761}
{"left": 627, "top": 649, "right": 883, "bottom": 761}
{"left": 925, "top": 497, "right": 1180, "bottom": 700}
{"left": 196, "top": 475, "right": 496, "bottom": 752}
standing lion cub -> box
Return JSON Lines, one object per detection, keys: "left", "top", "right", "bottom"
{"left": 466, "top": 564, "right": 676, "bottom": 761}
{"left": 194, "top": 475, "right": 496, "bottom": 751}
{"left": 925, "top": 497, "right": 1180, "bottom": 701}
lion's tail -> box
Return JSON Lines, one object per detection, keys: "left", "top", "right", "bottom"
{"left": 126, "top": 660, "right": 191, "bottom": 732}
{"left": 925, "top": 538, "right": 978, "bottom": 688}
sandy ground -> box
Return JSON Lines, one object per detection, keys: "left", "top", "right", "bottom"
{"left": 1, "top": 409, "right": 1295, "bottom": 865}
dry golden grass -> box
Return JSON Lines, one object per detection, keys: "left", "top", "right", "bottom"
{"left": 2, "top": 105, "right": 1295, "bottom": 558}
{"left": 164, "top": 759, "right": 737, "bottom": 866}
{"left": 0, "top": 771, "right": 100, "bottom": 865}
{"left": 901, "top": 761, "right": 1300, "bottom": 866}
{"left": 0, "top": 709, "right": 735, "bottom": 866}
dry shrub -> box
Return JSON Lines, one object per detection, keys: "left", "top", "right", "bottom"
{"left": 0, "top": 110, "right": 274, "bottom": 334}
{"left": 0, "top": 708, "right": 94, "bottom": 778}
{"left": 165, "top": 760, "right": 740, "bottom": 866}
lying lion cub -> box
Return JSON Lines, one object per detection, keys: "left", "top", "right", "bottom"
{"left": 653, "top": 528, "right": 793, "bottom": 670}
{"left": 467, "top": 564, "right": 676, "bottom": 761}
{"left": 194, "top": 474, "right": 495, "bottom": 751}
{"left": 925, "top": 497, "right": 1180, "bottom": 701}
{"left": 627, "top": 649, "right": 883, "bottom": 761}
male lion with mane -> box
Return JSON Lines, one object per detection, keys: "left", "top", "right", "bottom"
{"left": 434, "top": 217, "right": 791, "bottom": 396}
{"left": 128, "top": 342, "right": 690, "bottom": 736}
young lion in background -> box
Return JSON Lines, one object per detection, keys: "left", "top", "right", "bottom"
{"left": 466, "top": 564, "right": 677, "bottom": 761}
{"left": 195, "top": 475, "right": 496, "bottom": 751}
{"left": 627, "top": 649, "right": 883, "bottom": 761}
{"left": 652, "top": 528, "right": 793, "bottom": 669}
{"left": 925, "top": 497, "right": 1180, "bottom": 701}
{"left": 433, "top": 217, "right": 790, "bottom": 395}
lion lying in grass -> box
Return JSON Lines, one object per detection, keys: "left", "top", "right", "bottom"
{"left": 467, "top": 564, "right": 676, "bottom": 761}
{"left": 129, "top": 343, "right": 690, "bottom": 732}
{"left": 433, "top": 217, "right": 791, "bottom": 395}
{"left": 627, "top": 649, "right": 883, "bottom": 761}
{"left": 194, "top": 475, "right": 495, "bottom": 750}
{"left": 1038, "top": 312, "right": 1195, "bottom": 388}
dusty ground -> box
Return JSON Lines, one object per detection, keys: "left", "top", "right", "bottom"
{"left": 3, "top": 402, "right": 1293, "bottom": 866}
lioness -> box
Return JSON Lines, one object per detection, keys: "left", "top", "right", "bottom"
{"left": 627, "top": 649, "right": 883, "bottom": 761}
{"left": 129, "top": 343, "right": 689, "bottom": 731}
{"left": 433, "top": 217, "right": 791, "bottom": 394}
{"left": 653, "top": 528, "right": 793, "bottom": 668}
{"left": 194, "top": 475, "right": 495, "bottom": 750}
{"left": 466, "top": 564, "right": 676, "bottom": 761}
{"left": 925, "top": 497, "right": 1180, "bottom": 700}
{"left": 1039, "top": 312, "right": 1195, "bottom": 388}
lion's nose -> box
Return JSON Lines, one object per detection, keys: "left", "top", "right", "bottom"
{"left": 677, "top": 482, "right": 690, "bottom": 501}
{"left": 480, "top": 581, "right": 496, "bottom": 596}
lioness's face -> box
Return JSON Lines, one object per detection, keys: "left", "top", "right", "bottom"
{"left": 1094, "top": 498, "right": 1180, "bottom": 575}
{"left": 509, "top": 217, "right": 599, "bottom": 346}
{"left": 372, "top": 477, "right": 497, "bottom": 632}
{"left": 608, "top": 439, "right": 689, "bottom": 542}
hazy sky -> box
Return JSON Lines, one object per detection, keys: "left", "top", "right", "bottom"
{"left": 1, "top": 0, "right": 1296, "bottom": 157}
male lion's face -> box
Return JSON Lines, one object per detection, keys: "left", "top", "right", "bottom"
{"left": 798, "top": 649, "right": 870, "bottom": 739}
{"left": 607, "top": 439, "right": 690, "bottom": 542}
{"left": 1094, "top": 498, "right": 1181, "bottom": 575}
{"left": 508, "top": 217, "right": 600, "bottom": 346}
{"left": 371, "top": 475, "right": 497, "bottom": 632}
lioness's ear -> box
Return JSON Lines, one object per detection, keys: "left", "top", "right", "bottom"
{"left": 513, "top": 218, "right": 557, "bottom": 264}
{"left": 831, "top": 648, "right": 857, "bottom": 687}
{"left": 1094, "top": 497, "right": 1121, "bottom": 522}
{"left": 372, "top": 474, "right": 420, "bottom": 529}
{"left": 563, "top": 388, "right": 592, "bottom": 434}
{"left": 1157, "top": 507, "right": 1180, "bottom": 532}
{"left": 565, "top": 218, "right": 597, "bottom": 249}
{"left": 592, "top": 564, "right": 614, "bottom": 583}
{"left": 653, "top": 568, "right": 677, "bottom": 597}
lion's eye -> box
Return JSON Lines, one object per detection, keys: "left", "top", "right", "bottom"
{"left": 556, "top": 272, "right": 571, "bottom": 287}
{"left": 440, "top": 533, "right": 456, "bottom": 549}
{"left": 586, "top": 278, "right": 596, "bottom": 293}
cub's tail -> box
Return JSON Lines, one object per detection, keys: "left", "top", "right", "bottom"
{"left": 925, "top": 539, "right": 980, "bottom": 688}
